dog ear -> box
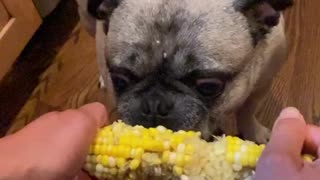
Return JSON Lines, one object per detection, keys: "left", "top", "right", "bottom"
{"left": 235, "top": 0, "right": 293, "bottom": 27}
{"left": 88, "top": 0, "right": 122, "bottom": 20}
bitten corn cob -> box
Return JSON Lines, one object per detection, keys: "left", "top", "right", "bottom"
{"left": 84, "top": 121, "right": 314, "bottom": 180}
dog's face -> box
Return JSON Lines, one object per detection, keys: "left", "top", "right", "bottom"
{"left": 82, "top": 0, "right": 292, "bottom": 138}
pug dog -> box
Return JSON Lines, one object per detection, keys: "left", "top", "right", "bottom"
{"left": 75, "top": 0, "right": 293, "bottom": 143}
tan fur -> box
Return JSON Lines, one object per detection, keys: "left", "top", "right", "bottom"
{"left": 76, "top": 0, "right": 289, "bottom": 143}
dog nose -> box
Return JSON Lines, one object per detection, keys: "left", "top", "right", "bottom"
{"left": 140, "top": 97, "right": 174, "bottom": 117}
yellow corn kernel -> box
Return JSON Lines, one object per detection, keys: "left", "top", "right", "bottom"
{"left": 102, "top": 126, "right": 111, "bottom": 133}
{"left": 186, "top": 131, "right": 196, "bottom": 137}
{"left": 252, "top": 146, "right": 261, "bottom": 157}
{"left": 155, "top": 141, "right": 165, "bottom": 152}
{"left": 184, "top": 155, "right": 192, "bottom": 164}
{"left": 185, "top": 144, "right": 195, "bottom": 155}
{"left": 129, "top": 159, "right": 141, "bottom": 170}
{"left": 96, "top": 155, "right": 102, "bottom": 163}
{"left": 131, "top": 138, "right": 141, "bottom": 147}
{"left": 229, "top": 144, "right": 241, "bottom": 152}
{"left": 141, "top": 129, "right": 150, "bottom": 136}
{"left": 248, "top": 155, "right": 257, "bottom": 168}
{"left": 240, "top": 153, "right": 249, "bottom": 166}
{"left": 123, "top": 146, "right": 131, "bottom": 158}
{"left": 132, "top": 129, "right": 142, "bottom": 136}
{"left": 101, "top": 155, "right": 109, "bottom": 166}
{"left": 166, "top": 129, "right": 173, "bottom": 134}
{"left": 227, "top": 137, "right": 235, "bottom": 145}
{"left": 173, "top": 166, "right": 183, "bottom": 176}
{"left": 100, "top": 145, "right": 107, "bottom": 154}
{"left": 175, "top": 153, "right": 185, "bottom": 167}
{"left": 149, "top": 128, "right": 159, "bottom": 136}
{"left": 259, "top": 144, "right": 266, "bottom": 150}
{"left": 303, "top": 154, "right": 315, "bottom": 162}
{"left": 117, "top": 158, "right": 126, "bottom": 168}
{"left": 116, "top": 145, "right": 128, "bottom": 157}
{"left": 226, "top": 151, "right": 234, "bottom": 164}
{"left": 226, "top": 135, "right": 233, "bottom": 142}
{"left": 111, "top": 146, "right": 118, "bottom": 157}
{"left": 94, "top": 145, "right": 102, "bottom": 154}
{"left": 171, "top": 136, "right": 184, "bottom": 148}
{"left": 94, "top": 137, "right": 103, "bottom": 144}
{"left": 133, "top": 148, "right": 144, "bottom": 159}
{"left": 142, "top": 140, "right": 153, "bottom": 150}
{"left": 234, "top": 136, "right": 242, "bottom": 143}
{"left": 162, "top": 151, "right": 170, "bottom": 163}
{"left": 119, "top": 136, "right": 130, "bottom": 146}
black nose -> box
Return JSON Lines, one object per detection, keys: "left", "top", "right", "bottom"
{"left": 140, "top": 96, "right": 174, "bottom": 117}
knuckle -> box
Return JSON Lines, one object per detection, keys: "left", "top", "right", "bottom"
{"left": 259, "top": 152, "right": 292, "bottom": 167}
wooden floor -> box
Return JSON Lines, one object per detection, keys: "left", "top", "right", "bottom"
{"left": 1, "top": 0, "right": 320, "bottom": 135}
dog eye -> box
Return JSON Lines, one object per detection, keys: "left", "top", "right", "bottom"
{"left": 195, "top": 78, "right": 225, "bottom": 97}
{"left": 111, "top": 73, "right": 130, "bottom": 93}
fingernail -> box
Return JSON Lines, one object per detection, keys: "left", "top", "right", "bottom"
{"left": 278, "top": 107, "right": 302, "bottom": 120}
{"left": 79, "top": 102, "right": 108, "bottom": 127}
{"left": 273, "top": 107, "right": 303, "bottom": 131}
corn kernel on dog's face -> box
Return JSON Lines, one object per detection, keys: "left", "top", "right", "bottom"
{"left": 77, "top": 0, "right": 293, "bottom": 141}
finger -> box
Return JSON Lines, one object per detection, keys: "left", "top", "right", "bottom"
{"left": 304, "top": 125, "right": 320, "bottom": 157}
{"left": 10, "top": 102, "right": 107, "bottom": 144}
{"left": 78, "top": 102, "right": 109, "bottom": 127}
{"left": 260, "top": 107, "right": 307, "bottom": 168}
{"left": 74, "top": 171, "right": 92, "bottom": 180}
{"left": 0, "top": 103, "right": 108, "bottom": 174}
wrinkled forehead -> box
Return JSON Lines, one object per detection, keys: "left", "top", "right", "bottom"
{"left": 106, "top": 0, "right": 254, "bottom": 77}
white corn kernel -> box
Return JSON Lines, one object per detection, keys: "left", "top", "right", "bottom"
{"left": 96, "top": 164, "right": 104, "bottom": 173}
{"left": 156, "top": 126, "right": 167, "bottom": 132}
{"left": 177, "top": 144, "right": 186, "bottom": 153}
{"left": 241, "top": 145, "right": 248, "bottom": 152}
{"left": 234, "top": 152, "right": 241, "bottom": 164}
{"left": 180, "top": 175, "right": 189, "bottom": 180}
{"left": 232, "top": 163, "right": 243, "bottom": 171}
{"left": 169, "top": 153, "right": 177, "bottom": 164}
{"left": 108, "top": 157, "right": 116, "bottom": 167}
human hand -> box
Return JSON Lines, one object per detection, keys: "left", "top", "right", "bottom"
{"left": 0, "top": 103, "right": 108, "bottom": 180}
{"left": 255, "top": 107, "right": 320, "bottom": 180}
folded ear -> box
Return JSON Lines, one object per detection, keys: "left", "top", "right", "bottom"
{"left": 235, "top": 0, "right": 293, "bottom": 27}
{"left": 75, "top": 0, "right": 122, "bottom": 36}
{"left": 88, "top": 0, "right": 122, "bottom": 20}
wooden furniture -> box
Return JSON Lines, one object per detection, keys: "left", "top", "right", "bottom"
{"left": 3, "top": 0, "right": 320, "bottom": 136}
{"left": 0, "top": 0, "right": 42, "bottom": 80}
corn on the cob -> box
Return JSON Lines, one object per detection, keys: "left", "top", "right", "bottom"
{"left": 83, "top": 121, "right": 315, "bottom": 180}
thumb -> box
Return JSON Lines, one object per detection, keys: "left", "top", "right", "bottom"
{"left": 258, "top": 107, "right": 306, "bottom": 170}
{"left": 268, "top": 107, "right": 306, "bottom": 158}
{"left": 74, "top": 171, "right": 92, "bottom": 180}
